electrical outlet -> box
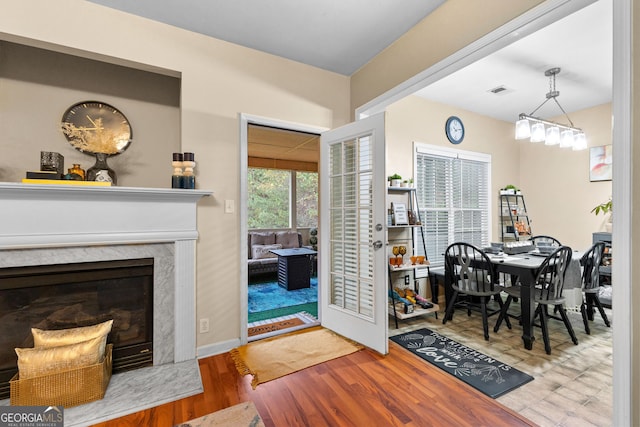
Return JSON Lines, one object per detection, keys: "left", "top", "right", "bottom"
{"left": 404, "top": 275, "right": 410, "bottom": 285}
{"left": 199, "top": 318, "right": 209, "bottom": 333}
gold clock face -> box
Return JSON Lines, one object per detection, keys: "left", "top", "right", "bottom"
{"left": 61, "top": 101, "right": 132, "bottom": 155}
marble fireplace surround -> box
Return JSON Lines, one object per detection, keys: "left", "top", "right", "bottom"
{"left": 0, "top": 183, "right": 212, "bottom": 426}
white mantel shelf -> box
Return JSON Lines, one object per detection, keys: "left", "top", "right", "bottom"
{"left": 0, "top": 182, "right": 212, "bottom": 249}
{"left": 0, "top": 181, "right": 212, "bottom": 201}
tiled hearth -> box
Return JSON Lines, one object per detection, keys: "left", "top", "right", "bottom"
{"left": 0, "top": 183, "right": 211, "bottom": 426}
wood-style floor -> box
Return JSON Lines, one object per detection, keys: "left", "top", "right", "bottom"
{"left": 92, "top": 341, "right": 536, "bottom": 427}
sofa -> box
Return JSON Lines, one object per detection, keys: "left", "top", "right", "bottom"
{"left": 248, "top": 230, "right": 303, "bottom": 278}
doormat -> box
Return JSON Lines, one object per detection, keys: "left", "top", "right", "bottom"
{"left": 248, "top": 317, "right": 304, "bottom": 337}
{"left": 231, "top": 326, "right": 362, "bottom": 389}
{"left": 248, "top": 302, "right": 318, "bottom": 324}
{"left": 248, "top": 312, "right": 319, "bottom": 341}
{"left": 390, "top": 328, "right": 534, "bottom": 398}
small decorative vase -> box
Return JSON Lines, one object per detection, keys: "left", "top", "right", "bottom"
{"left": 87, "top": 153, "right": 116, "bottom": 185}
{"left": 407, "top": 210, "right": 416, "bottom": 225}
{"left": 69, "top": 163, "right": 85, "bottom": 180}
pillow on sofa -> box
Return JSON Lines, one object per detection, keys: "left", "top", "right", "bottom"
{"left": 249, "top": 232, "right": 277, "bottom": 258}
{"left": 252, "top": 244, "right": 282, "bottom": 259}
{"left": 275, "top": 231, "right": 300, "bottom": 249}
{"left": 250, "top": 232, "right": 276, "bottom": 246}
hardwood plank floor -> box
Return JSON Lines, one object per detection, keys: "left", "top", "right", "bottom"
{"left": 92, "top": 341, "right": 535, "bottom": 427}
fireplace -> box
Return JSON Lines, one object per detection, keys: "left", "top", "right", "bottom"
{"left": 0, "top": 258, "right": 155, "bottom": 400}
{"left": 0, "top": 183, "right": 210, "bottom": 425}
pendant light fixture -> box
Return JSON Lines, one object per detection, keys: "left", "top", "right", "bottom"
{"left": 514, "top": 67, "right": 586, "bottom": 150}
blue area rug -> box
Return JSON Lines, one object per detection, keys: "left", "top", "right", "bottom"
{"left": 391, "top": 328, "right": 534, "bottom": 398}
{"left": 248, "top": 277, "right": 318, "bottom": 314}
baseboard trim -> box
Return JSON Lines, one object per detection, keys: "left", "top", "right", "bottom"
{"left": 197, "top": 338, "right": 241, "bottom": 359}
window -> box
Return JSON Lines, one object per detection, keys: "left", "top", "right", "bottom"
{"left": 296, "top": 171, "right": 318, "bottom": 228}
{"left": 248, "top": 168, "right": 318, "bottom": 229}
{"left": 414, "top": 143, "right": 491, "bottom": 267}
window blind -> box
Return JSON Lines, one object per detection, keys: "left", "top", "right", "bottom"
{"left": 414, "top": 144, "right": 491, "bottom": 267}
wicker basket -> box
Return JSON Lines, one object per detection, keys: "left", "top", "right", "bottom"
{"left": 10, "top": 344, "right": 112, "bottom": 408}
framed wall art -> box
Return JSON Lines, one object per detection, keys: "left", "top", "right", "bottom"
{"left": 589, "top": 144, "right": 612, "bottom": 182}
{"left": 392, "top": 202, "right": 408, "bottom": 225}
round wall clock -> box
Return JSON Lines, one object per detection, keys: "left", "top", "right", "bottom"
{"left": 61, "top": 101, "right": 133, "bottom": 155}
{"left": 445, "top": 116, "right": 464, "bottom": 144}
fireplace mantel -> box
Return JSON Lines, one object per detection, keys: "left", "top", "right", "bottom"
{"left": 1, "top": 182, "right": 213, "bottom": 425}
{"left": 0, "top": 181, "right": 212, "bottom": 365}
{"left": 0, "top": 182, "right": 212, "bottom": 249}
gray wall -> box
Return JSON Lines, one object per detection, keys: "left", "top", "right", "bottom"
{"left": 0, "top": 41, "right": 181, "bottom": 188}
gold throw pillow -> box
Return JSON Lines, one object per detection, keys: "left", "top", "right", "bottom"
{"left": 15, "top": 335, "right": 107, "bottom": 379}
{"left": 32, "top": 319, "right": 113, "bottom": 348}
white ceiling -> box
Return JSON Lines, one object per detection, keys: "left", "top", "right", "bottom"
{"left": 87, "top": 0, "right": 612, "bottom": 124}
{"left": 87, "top": 0, "right": 444, "bottom": 76}
{"left": 414, "top": 0, "right": 612, "bottom": 123}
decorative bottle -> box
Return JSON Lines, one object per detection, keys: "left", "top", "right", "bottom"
{"left": 70, "top": 164, "right": 85, "bottom": 180}
{"left": 171, "top": 153, "right": 184, "bottom": 188}
{"left": 86, "top": 153, "right": 116, "bottom": 185}
{"left": 64, "top": 163, "right": 85, "bottom": 180}
{"left": 182, "top": 152, "right": 196, "bottom": 189}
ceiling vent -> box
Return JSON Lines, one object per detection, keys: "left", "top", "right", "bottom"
{"left": 488, "top": 85, "right": 510, "bottom": 95}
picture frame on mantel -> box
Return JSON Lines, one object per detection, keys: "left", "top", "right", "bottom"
{"left": 589, "top": 144, "right": 612, "bottom": 182}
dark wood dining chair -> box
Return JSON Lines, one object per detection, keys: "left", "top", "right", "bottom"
{"left": 529, "top": 235, "right": 562, "bottom": 247}
{"left": 580, "top": 241, "right": 611, "bottom": 334}
{"left": 494, "top": 245, "right": 578, "bottom": 354}
{"left": 508, "top": 235, "right": 562, "bottom": 305}
{"left": 442, "top": 242, "right": 507, "bottom": 341}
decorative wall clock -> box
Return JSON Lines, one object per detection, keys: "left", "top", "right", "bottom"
{"left": 445, "top": 116, "right": 464, "bottom": 144}
{"left": 61, "top": 101, "right": 133, "bottom": 185}
{"left": 61, "top": 101, "right": 132, "bottom": 155}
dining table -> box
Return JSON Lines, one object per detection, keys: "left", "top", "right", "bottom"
{"left": 443, "top": 249, "right": 583, "bottom": 350}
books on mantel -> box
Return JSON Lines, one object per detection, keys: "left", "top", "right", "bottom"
{"left": 25, "top": 170, "right": 62, "bottom": 180}
{"left": 23, "top": 170, "right": 111, "bottom": 186}
{"left": 21, "top": 178, "right": 112, "bottom": 187}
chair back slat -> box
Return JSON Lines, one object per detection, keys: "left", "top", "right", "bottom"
{"left": 530, "top": 235, "right": 562, "bottom": 246}
{"left": 580, "top": 241, "right": 606, "bottom": 291}
{"left": 535, "top": 246, "right": 572, "bottom": 302}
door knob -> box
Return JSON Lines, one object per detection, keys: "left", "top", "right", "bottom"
{"left": 373, "top": 240, "right": 383, "bottom": 250}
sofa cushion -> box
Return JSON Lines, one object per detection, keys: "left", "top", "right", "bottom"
{"left": 248, "top": 232, "right": 277, "bottom": 258}
{"left": 250, "top": 232, "right": 276, "bottom": 246}
{"left": 275, "top": 231, "right": 300, "bottom": 249}
{"left": 251, "top": 244, "right": 282, "bottom": 259}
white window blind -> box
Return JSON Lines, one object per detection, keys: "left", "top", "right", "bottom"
{"left": 414, "top": 144, "right": 491, "bottom": 267}
{"left": 329, "top": 136, "right": 375, "bottom": 318}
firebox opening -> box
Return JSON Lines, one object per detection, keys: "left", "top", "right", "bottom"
{"left": 0, "top": 258, "right": 154, "bottom": 400}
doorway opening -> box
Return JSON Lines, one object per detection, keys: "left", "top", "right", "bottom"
{"left": 245, "top": 122, "right": 321, "bottom": 341}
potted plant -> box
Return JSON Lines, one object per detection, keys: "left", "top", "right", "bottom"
{"left": 500, "top": 184, "right": 518, "bottom": 195}
{"left": 591, "top": 198, "right": 612, "bottom": 232}
{"left": 401, "top": 180, "right": 408, "bottom": 187}
{"left": 389, "top": 173, "right": 402, "bottom": 187}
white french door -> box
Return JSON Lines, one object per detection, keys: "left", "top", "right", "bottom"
{"left": 319, "top": 113, "right": 388, "bottom": 354}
